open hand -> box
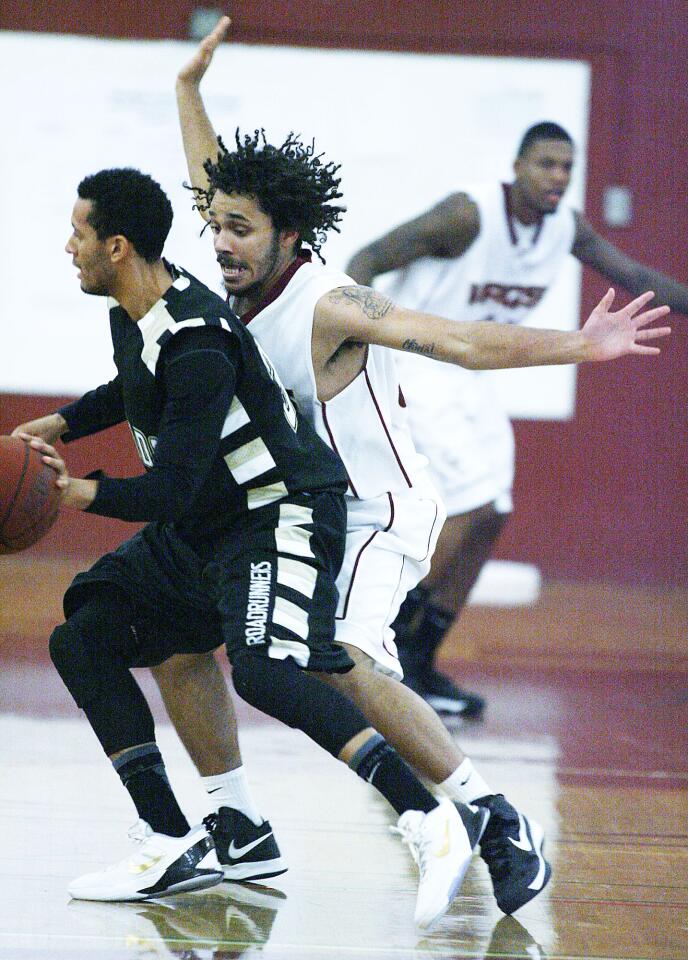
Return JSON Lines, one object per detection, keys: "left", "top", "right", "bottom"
{"left": 581, "top": 289, "right": 671, "bottom": 361}
{"left": 17, "top": 435, "right": 71, "bottom": 490}
{"left": 11, "top": 413, "right": 66, "bottom": 445}
{"left": 177, "top": 14, "right": 231, "bottom": 86}
{"left": 17, "top": 435, "right": 97, "bottom": 510}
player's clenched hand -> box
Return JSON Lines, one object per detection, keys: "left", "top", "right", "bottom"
{"left": 11, "top": 413, "right": 67, "bottom": 445}
{"left": 581, "top": 289, "right": 671, "bottom": 362}
{"left": 177, "top": 14, "right": 231, "bottom": 86}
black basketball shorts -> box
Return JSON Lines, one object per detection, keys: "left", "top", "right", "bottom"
{"left": 63, "top": 490, "right": 353, "bottom": 673}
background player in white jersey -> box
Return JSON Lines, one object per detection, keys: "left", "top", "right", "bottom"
{"left": 347, "top": 122, "right": 688, "bottom": 717}
{"left": 150, "top": 16, "right": 669, "bottom": 918}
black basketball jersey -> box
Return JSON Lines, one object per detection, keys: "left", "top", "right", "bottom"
{"left": 59, "top": 264, "right": 346, "bottom": 540}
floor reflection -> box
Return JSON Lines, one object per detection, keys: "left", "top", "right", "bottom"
{"left": 66, "top": 882, "right": 287, "bottom": 958}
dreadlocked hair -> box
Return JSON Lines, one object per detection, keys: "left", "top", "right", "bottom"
{"left": 197, "top": 129, "right": 345, "bottom": 262}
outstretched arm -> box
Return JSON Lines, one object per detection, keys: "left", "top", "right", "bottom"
{"left": 176, "top": 14, "right": 232, "bottom": 220}
{"left": 315, "top": 286, "right": 670, "bottom": 370}
{"left": 573, "top": 214, "right": 688, "bottom": 315}
{"left": 345, "top": 193, "right": 481, "bottom": 286}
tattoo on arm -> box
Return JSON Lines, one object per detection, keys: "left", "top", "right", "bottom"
{"left": 401, "top": 338, "right": 436, "bottom": 357}
{"left": 327, "top": 286, "right": 394, "bottom": 319}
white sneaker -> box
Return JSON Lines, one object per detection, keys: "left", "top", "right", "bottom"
{"left": 393, "top": 798, "right": 473, "bottom": 930}
{"left": 68, "top": 821, "right": 224, "bottom": 902}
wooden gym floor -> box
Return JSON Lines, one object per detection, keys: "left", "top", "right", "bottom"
{"left": 0, "top": 554, "right": 686, "bottom": 959}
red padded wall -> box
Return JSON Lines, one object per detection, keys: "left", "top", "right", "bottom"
{"left": 1, "top": 1, "right": 685, "bottom": 582}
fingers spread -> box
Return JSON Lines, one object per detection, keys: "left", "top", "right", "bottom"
{"left": 633, "top": 305, "right": 670, "bottom": 327}
{"left": 635, "top": 326, "right": 672, "bottom": 341}
{"left": 598, "top": 287, "right": 615, "bottom": 310}
{"left": 623, "top": 290, "right": 655, "bottom": 317}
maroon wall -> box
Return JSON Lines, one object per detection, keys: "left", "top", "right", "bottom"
{"left": 1, "top": 1, "right": 686, "bottom": 583}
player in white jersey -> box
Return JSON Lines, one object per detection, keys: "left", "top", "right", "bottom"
{"left": 237, "top": 253, "right": 443, "bottom": 678}
{"left": 146, "top": 17, "right": 670, "bottom": 919}
{"left": 347, "top": 122, "right": 688, "bottom": 717}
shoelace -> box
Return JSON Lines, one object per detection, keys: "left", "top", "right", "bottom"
{"left": 124, "top": 820, "right": 167, "bottom": 872}
{"left": 128, "top": 819, "right": 154, "bottom": 844}
{"left": 390, "top": 816, "right": 430, "bottom": 876}
{"left": 203, "top": 813, "right": 218, "bottom": 834}
{"left": 96, "top": 821, "right": 158, "bottom": 874}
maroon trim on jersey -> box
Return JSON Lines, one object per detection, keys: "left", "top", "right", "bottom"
{"left": 398, "top": 385, "right": 406, "bottom": 408}
{"left": 337, "top": 493, "right": 395, "bottom": 621}
{"left": 240, "top": 251, "right": 313, "bottom": 325}
{"left": 365, "top": 370, "right": 413, "bottom": 489}
{"left": 502, "top": 183, "right": 543, "bottom": 247}
{"left": 321, "top": 401, "right": 359, "bottom": 499}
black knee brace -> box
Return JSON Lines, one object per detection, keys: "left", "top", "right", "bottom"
{"left": 49, "top": 592, "right": 155, "bottom": 755}
{"left": 231, "top": 652, "right": 369, "bottom": 758}
{"left": 49, "top": 593, "right": 136, "bottom": 708}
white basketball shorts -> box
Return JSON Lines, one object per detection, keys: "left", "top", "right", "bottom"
{"left": 334, "top": 472, "right": 446, "bottom": 679}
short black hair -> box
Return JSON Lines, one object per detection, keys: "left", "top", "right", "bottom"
{"left": 198, "top": 129, "right": 345, "bottom": 262}
{"left": 516, "top": 122, "right": 574, "bottom": 159}
{"left": 77, "top": 168, "right": 173, "bottom": 263}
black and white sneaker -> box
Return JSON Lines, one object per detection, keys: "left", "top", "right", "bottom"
{"left": 422, "top": 670, "right": 486, "bottom": 719}
{"left": 476, "top": 795, "right": 551, "bottom": 914}
{"left": 204, "top": 807, "right": 287, "bottom": 882}
{"left": 68, "top": 821, "right": 223, "bottom": 902}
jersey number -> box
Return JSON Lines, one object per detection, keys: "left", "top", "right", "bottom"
{"left": 130, "top": 424, "right": 158, "bottom": 468}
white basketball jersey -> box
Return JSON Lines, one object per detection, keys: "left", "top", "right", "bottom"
{"left": 386, "top": 181, "right": 577, "bottom": 324}
{"left": 242, "top": 258, "right": 427, "bottom": 500}
{"left": 385, "top": 182, "right": 577, "bottom": 512}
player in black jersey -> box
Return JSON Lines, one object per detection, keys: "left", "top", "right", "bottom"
{"left": 15, "top": 167, "right": 484, "bottom": 927}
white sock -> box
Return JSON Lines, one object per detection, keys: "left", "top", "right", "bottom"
{"left": 439, "top": 758, "right": 493, "bottom": 805}
{"left": 202, "top": 767, "right": 264, "bottom": 826}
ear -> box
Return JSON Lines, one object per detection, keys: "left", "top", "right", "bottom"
{"left": 279, "top": 228, "right": 300, "bottom": 253}
{"left": 108, "top": 234, "right": 130, "bottom": 264}
{"left": 513, "top": 157, "right": 522, "bottom": 179}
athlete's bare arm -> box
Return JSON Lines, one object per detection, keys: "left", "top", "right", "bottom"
{"left": 573, "top": 213, "right": 688, "bottom": 314}
{"left": 314, "top": 285, "right": 670, "bottom": 371}
{"left": 176, "top": 14, "right": 232, "bottom": 221}
{"left": 345, "top": 195, "right": 481, "bottom": 286}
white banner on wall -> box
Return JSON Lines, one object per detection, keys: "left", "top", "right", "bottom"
{"left": 0, "top": 31, "right": 589, "bottom": 416}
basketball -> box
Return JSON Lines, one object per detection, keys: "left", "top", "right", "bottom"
{"left": 0, "top": 436, "right": 61, "bottom": 554}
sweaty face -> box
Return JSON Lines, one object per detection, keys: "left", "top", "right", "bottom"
{"left": 208, "top": 191, "right": 291, "bottom": 307}
{"left": 65, "top": 198, "right": 116, "bottom": 296}
{"left": 513, "top": 139, "right": 574, "bottom": 215}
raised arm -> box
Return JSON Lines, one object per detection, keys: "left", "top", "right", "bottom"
{"left": 176, "top": 14, "right": 232, "bottom": 220}
{"left": 315, "top": 286, "right": 670, "bottom": 370}
{"left": 345, "top": 193, "right": 481, "bottom": 286}
{"left": 573, "top": 213, "right": 688, "bottom": 315}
